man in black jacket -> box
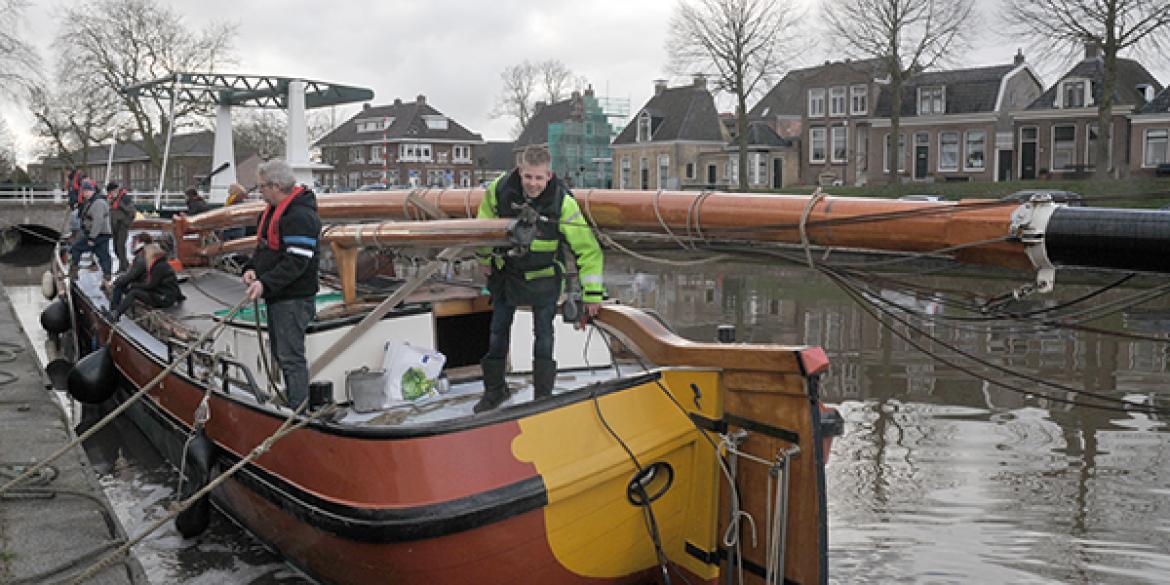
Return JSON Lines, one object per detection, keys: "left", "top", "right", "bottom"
{"left": 243, "top": 160, "right": 321, "bottom": 409}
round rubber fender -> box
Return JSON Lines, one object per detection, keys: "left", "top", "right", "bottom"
{"left": 175, "top": 427, "right": 216, "bottom": 538}
{"left": 39, "top": 298, "right": 70, "bottom": 334}
{"left": 41, "top": 270, "right": 57, "bottom": 300}
{"left": 66, "top": 346, "right": 116, "bottom": 404}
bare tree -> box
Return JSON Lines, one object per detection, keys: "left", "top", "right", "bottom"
{"left": 493, "top": 60, "right": 587, "bottom": 138}
{"left": 232, "top": 109, "right": 333, "bottom": 160}
{"left": 824, "top": 0, "right": 975, "bottom": 187}
{"left": 0, "top": 116, "right": 15, "bottom": 178}
{"left": 0, "top": 0, "right": 40, "bottom": 99}
{"left": 27, "top": 62, "right": 122, "bottom": 169}
{"left": 1003, "top": 0, "right": 1170, "bottom": 180}
{"left": 667, "top": 0, "right": 804, "bottom": 192}
{"left": 55, "top": 0, "right": 235, "bottom": 172}
{"left": 539, "top": 59, "right": 586, "bottom": 103}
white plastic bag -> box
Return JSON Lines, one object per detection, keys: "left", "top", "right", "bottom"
{"left": 382, "top": 341, "right": 446, "bottom": 402}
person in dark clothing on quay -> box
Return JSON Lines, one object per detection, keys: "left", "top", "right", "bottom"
{"left": 243, "top": 160, "right": 321, "bottom": 409}
{"left": 70, "top": 181, "right": 113, "bottom": 281}
{"left": 473, "top": 145, "right": 605, "bottom": 413}
{"left": 107, "top": 182, "right": 135, "bottom": 272}
{"left": 110, "top": 243, "right": 181, "bottom": 319}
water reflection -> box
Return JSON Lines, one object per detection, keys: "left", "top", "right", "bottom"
{"left": 607, "top": 254, "right": 1170, "bottom": 584}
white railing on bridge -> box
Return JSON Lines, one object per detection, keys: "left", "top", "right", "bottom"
{"left": 0, "top": 189, "right": 189, "bottom": 209}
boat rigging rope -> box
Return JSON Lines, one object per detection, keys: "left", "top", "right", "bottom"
{"left": 799, "top": 188, "right": 826, "bottom": 269}
{"left": 0, "top": 295, "right": 250, "bottom": 498}
{"left": 66, "top": 400, "right": 339, "bottom": 585}
{"left": 651, "top": 189, "right": 693, "bottom": 250}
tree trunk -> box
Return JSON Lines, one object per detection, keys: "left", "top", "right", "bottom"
{"left": 737, "top": 95, "right": 749, "bottom": 192}
{"left": 1096, "top": 29, "right": 1118, "bottom": 180}
{"left": 888, "top": 66, "right": 903, "bottom": 191}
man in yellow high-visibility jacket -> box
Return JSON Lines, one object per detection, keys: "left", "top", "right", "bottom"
{"left": 474, "top": 145, "right": 604, "bottom": 413}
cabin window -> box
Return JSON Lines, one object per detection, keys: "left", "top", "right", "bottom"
{"left": 964, "top": 130, "right": 986, "bottom": 171}
{"left": 1144, "top": 129, "right": 1168, "bottom": 167}
{"left": 938, "top": 132, "right": 960, "bottom": 171}
{"left": 810, "top": 127, "right": 827, "bottom": 163}
{"left": 1052, "top": 125, "right": 1076, "bottom": 170}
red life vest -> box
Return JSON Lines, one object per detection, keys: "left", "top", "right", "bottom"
{"left": 111, "top": 188, "right": 127, "bottom": 210}
{"left": 256, "top": 186, "right": 304, "bottom": 251}
{"left": 145, "top": 255, "right": 165, "bottom": 282}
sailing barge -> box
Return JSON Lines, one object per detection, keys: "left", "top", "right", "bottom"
{"left": 51, "top": 185, "right": 1170, "bottom": 584}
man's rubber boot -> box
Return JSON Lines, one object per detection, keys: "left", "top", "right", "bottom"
{"left": 474, "top": 358, "right": 509, "bottom": 413}
{"left": 533, "top": 359, "right": 557, "bottom": 400}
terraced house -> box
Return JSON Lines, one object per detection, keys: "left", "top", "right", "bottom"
{"left": 314, "top": 95, "right": 483, "bottom": 190}
{"left": 1130, "top": 86, "right": 1170, "bottom": 177}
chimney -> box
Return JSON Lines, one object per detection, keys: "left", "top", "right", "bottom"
{"left": 653, "top": 79, "right": 668, "bottom": 96}
{"left": 416, "top": 94, "right": 426, "bottom": 105}
{"left": 584, "top": 84, "right": 594, "bottom": 98}
{"left": 362, "top": 103, "right": 371, "bottom": 110}
{"left": 692, "top": 73, "right": 707, "bottom": 90}
{"left": 1084, "top": 40, "right": 1102, "bottom": 60}
{"left": 393, "top": 98, "right": 402, "bottom": 106}
{"left": 534, "top": 100, "right": 546, "bottom": 115}
{"left": 1014, "top": 49, "right": 1025, "bottom": 66}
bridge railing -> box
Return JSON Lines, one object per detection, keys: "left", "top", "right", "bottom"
{"left": 0, "top": 189, "right": 189, "bottom": 211}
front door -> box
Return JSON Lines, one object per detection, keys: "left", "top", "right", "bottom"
{"left": 997, "top": 150, "right": 1013, "bottom": 182}
{"left": 1020, "top": 127, "right": 1037, "bottom": 180}
{"left": 914, "top": 132, "right": 929, "bottom": 179}
{"left": 772, "top": 158, "right": 783, "bottom": 188}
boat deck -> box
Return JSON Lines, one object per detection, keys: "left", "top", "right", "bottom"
{"left": 73, "top": 263, "right": 634, "bottom": 428}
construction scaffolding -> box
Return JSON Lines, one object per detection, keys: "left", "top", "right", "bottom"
{"left": 547, "top": 93, "right": 626, "bottom": 189}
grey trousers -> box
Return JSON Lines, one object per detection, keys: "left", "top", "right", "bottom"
{"left": 266, "top": 297, "right": 316, "bottom": 409}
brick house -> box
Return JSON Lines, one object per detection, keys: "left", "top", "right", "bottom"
{"left": 611, "top": 76, "right": 730, "bottom": 190}
{"left": 1130, "top": 86, "right": 1170, "bottom": 177}
{"left": 1015, "top": 45, "right": 1161, "bottom": 179}
{"left": 872, "top": 55, "right": 1043, "bottom": 183}
{"left": 475, "top": 141, "right": 516, "bottom": 185}
{"left": 515, "top": 87, "right": 614, "bottom": 188}
{"left": 30, "top": 130, "right": 257, "bottom": 193}
{"left": 314, "top": 95, "right": 483, "bottom": 190}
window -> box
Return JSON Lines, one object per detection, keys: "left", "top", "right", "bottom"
{"left": 460, "top": 170, "right": 471, "bottom": 187}
{"left": 657, "top": 154, "right": 670, "bottom": 188}
{"left": 424, "top": 116, "right": 449, "bottom": 130}
{"left": 726, "top": 155, "right": 739, "bottom": 184}
{"left": 620, "top": 157, "right": 631, "bottom": 188}
{"left": 850, "top": 85, "right": 868, "bottom": 115}
{"left": 810, "top": 127, "right": 827, "bottom": 163}
{"left": 939, "top": 132, "right": 960, "bottom": 171}
{"left": 964, "top": 130, "right": 986, "bottom": 171}
{"left": 356, "top": 118, "right": 391, "bottom": 133}
{"left": 883, "top": 133, "right": 906, "bottom": 172}
{"left": 830, "top": 127, "right": 847, "bottom": 163}
{"left": 829, "top": 87, "right": 846, "bottom": 117}
{"left": 371, "top": 145, "right": 385, "bottom": 161}
{"left": 918, "top": 86, "right": 945, "bottom": 115}
{"left": 640, "top": 156, "right": 649, "bottom": 189}
{"left": 808, "top": 88, "right": 826, "bottom": 118}
{"left": 1060, "top": 80, "right": 1087, "bottom": 108}
{"left": 350, "top": 146, "right": 365, "bottom": 163}
{"left": 685, "top": 162, "right": 695, "bottom": 180}
{"left": 398, "top": 143, "right": 433, "bottom": 162}
{"left": 1143, "top": 129, "right": 1168, "bottom": 167}
{"left": 636, "top": 112, "right": 652, "bottom": 142}
{"left": 1052, "top": 125, "right": 1075, "bottom": 170}
{"left": 453, "top": 144, "right": 471, "bottom": 162}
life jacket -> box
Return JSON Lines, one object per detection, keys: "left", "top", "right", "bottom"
{"left": 110, "top": 189, "right": 127, "bottom": 210}
{"left": 486, "top": 172, "right": 568, "bottom": 305}
{"left": 256, "top": 186, "right": 305, "bottom": 251}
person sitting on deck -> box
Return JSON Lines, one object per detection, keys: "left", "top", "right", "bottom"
{"left": 110, "top": 243, "right": 182, "bottom": 319}
{"left": 184, "top": 187, "right": 210, "bottom": 215}
{"left": 106, "top": 232, "right": 153, "bottom": 309}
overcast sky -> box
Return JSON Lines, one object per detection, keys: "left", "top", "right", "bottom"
{"left": 4, "top": 0, "right": 1169, "bottom": 165}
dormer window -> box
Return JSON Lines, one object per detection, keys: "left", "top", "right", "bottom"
{"left": 917, "top": 86, "right": 945, "bottom": 115}
{"left": 357, "top": 118, "right": 391, "bottom": 133}
{"left": 1059, "top": 79, "right": 1091, "bottom": 108}
{"left": 636, "top": 112, "right": 652, "bottom": 142}
{"left": 424, "top": 116, "right": 448, "bottom": 130}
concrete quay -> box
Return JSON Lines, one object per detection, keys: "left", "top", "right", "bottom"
{"left": 0, "top": 278, "right": 146, "bottom": 584}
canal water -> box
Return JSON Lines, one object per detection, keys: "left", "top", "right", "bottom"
{"left": 5, "top": 246, "right": 1170, "bottom": 584}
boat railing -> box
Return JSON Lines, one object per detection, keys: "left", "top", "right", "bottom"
{"left": 164, "top": 337, "right": 269, "bottom": 404}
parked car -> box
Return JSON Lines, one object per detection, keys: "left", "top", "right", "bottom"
{"left": 898, "top": 194, "right": 945, "bottom": 202}
{"left": 355, "top": 183, "right": 388, "bottom": 192}
{"left": 1000, "top": 190, "right": 1084, "bottom": 206}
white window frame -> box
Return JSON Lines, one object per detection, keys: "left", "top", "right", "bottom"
{"left": 371, "top": 144, "right": 385, "bottom": 161}
{"left": 829, "top": 86, "right": 847, "bottom": 117}
{"left": 453, "top": 144, "right": 471, "bottom": 163}
{"left": 1058, "top": 79, "right": 1091, "bottom": 109}
{"left": 809, "top": 127, "right": 827, "bottom": 163}
{"left": 883, "top": 133, "right": 906, "bottom": 172}
{"left": 620, "top": 156, "right": 631, "bottom": 188}
{"left": 726, "top": 156, "right": 739, "bottom": 184}
{"left": 1051, "top": 125, "right": 1076, "bottom": 171}
{"left": 636, "top": 112, "right": 652, "bottom": 142}
{"left": 850, "top": 85, "right": 868, "bottom": 115}
{"left": 938, "top": 131, "right": 960, "bottom": 172}
{"left": 808, "top": 88, "right": 826, "bottom": 118}
{"left": 1142, "top": 128, "right": 1168, "bottom": 168}
{"left": 657, "top": 154, "right": 670, "bottom": 188}
{"left": 424, "top": 116, "right": 449, "bottom": 131}
{"left": 963, "top": 130, "right": 986, "bottom": 172}
{"left": 917, "top": 86, "right": 946, "bottom": 116}
{"left": 685, "top": 161, "right": 696, "bottom": 180}
{"left": 350, "top": 146, "right": 365, "bottom": 163}
{"left": 830, "top": 126, "right": 847, "bottom": 163}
